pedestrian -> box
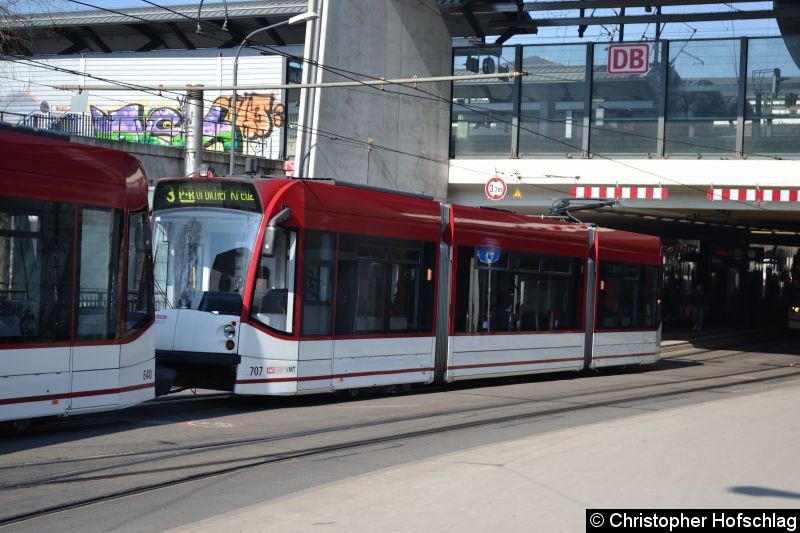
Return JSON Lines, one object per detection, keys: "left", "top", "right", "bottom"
{"left": 691, "top": 284, "right": 708, "bottom": 331}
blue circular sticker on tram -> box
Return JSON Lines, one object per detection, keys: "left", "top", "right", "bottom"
{"left": 476, "top": 247, "right": 501, "bottom": 264}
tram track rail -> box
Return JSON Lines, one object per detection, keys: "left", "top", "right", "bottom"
{"left": 1, "top": 359, "right": 790, "bottom": 488}
{"left": 0, "top": 333, "right": 792, "bottom": 474}
{"left": 6, "top": 328, "right": 777, "bottom": 436}
{"left": 1, "top": 336, "right": 799, "bottom": 528}
{"left": 0, "top": 332, "right": 789, "bottom": 477}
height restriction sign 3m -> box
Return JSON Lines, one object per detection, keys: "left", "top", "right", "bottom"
{"left": 485, "top": 176, "right": 507, "bottom": 201}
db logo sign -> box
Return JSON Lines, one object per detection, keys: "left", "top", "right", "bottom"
{"left": 608, "top": 43, "right": 650, "bottom": 75}
{"left": 485, "top": 176, "right": 506, "bottom": 201}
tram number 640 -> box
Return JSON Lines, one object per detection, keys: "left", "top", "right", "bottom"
{"left": 249, "top": 366, "right": 263, "bottom": 376}
{"left": 143, "top": 369, "right": 153, "bottom": 381}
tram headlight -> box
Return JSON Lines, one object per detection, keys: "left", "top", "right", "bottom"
{"left": 223, "top": 324, "right": 237, "bottom": 339}
{"left": 792, "top": 306, "right": 800, "bottom": 314}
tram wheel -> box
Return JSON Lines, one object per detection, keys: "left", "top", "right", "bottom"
{"left": 10, "top": 419, "right": 32, "bottom": 432}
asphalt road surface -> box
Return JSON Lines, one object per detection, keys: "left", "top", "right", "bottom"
{"left": 2, "top": 331, "right": 799, "bottom": 532}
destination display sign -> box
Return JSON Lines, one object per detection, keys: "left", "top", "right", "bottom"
{"left": 153, "top": 180, "right": 261, "bottom": 213}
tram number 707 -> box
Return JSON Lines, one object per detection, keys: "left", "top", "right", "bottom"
{"left": 248, "top": 366, "right": 264, "bottom": 376}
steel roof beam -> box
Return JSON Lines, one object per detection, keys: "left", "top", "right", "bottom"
{"left": 199, "top": 20, "right": 239, "bottom": 48}
{"left": 487, "top": 8, "right": 800, "bottom": 28}
{"left": 125, "top": 23, "right": 167, "bottom": 52}
{"left": 79, "top": 25, "right": 111, "bottom": 53}
{"left": 460, "top": 3, "right": 486, "bottom": 42}
{"left": 54, "top": 28, "right": 89, "bottom": 54}
{"left": 166, "top": 22, "right": 195, "bottom": 50}
{"left": 254, "top": 18, "right": 287, "bottom": 47}
{"left": 494, "top": 25, "right": 519, "bottom": 44}
{"left": 522, "top": 0, "right": 768, "bottom": 11}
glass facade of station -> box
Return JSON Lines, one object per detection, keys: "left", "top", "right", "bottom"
{"left": 451, "top": 36, "right": 800, "bottom": 158}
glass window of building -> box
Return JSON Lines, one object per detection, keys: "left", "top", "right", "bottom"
{"left": 666, "top": 39, "right": 740, "bottom": 156}
{"left": 284, "top": 59, "right": 303, "bottom": 161}
{"left": 745, "top": 37, "right": 800, "bottom": 155}
{"left": 519, "top": 44, "right": 586, "bottom": 157}
{"left": 451, "top": 46, "right": 517, "bottom": 157}
{"left": 590, "top": 42, "right": 661, "bottom": 155}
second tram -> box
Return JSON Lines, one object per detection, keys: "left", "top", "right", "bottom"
{"left": 152, "top": 177, "right": 661, "bottom": 395}
{"left": 0, "top": 126, "right": 156, "bottom": 424}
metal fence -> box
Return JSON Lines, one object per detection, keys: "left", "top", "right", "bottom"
{"left": 0, "top": 110, "right": 283, "bottom": 159}
{"left": 3, "top": 111, "right": 97, "bottom": 137}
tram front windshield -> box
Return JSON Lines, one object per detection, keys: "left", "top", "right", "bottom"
{"left": 152, "top": 209, "right": 262, "bottom": 312}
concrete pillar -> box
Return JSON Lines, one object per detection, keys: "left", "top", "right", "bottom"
{"left": 295, "top": 0, "right": 452, "bottom": 198}
{"left": 184, "top": 85, "right": 204, "bottom": 176}
{"left": 295, "top": 0, "right": 324, "bottom": 178}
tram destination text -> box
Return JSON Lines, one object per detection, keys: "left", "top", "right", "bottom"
{"left": 153, "top": 180, "right": 261, "bottom": 212}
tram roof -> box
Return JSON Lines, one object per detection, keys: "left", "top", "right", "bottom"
{"left": 450, "top": 204, "right": 590, "bottom": 257}
{"left": 597, "top": 226, "right": 662, "bottom": 266}
{"left": 0, "top": 124, "right": 149, "bottom": 208}
{"left": 299, "top": 178, "right": 443, "bottom": 243}
{"left": 170, "top": 176, "right": 443, "bottom": 243}
{"left": 155, "top": 176, "right": 660, "bottom": 261}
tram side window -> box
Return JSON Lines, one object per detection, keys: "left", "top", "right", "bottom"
{"left": 76, "top": 208, "right": 123, "bottom": 340}
{"left": 301, "top": 231, "right": 335, "bottom": 336}
{"left": 251, "top": 228, "right": 297, "bottom": 334}
{"left": 453, "top": 246, "right": 582, "bottom": 334}
{"left": 597, "top": 262, "right": 660, "bottom": 330}
{"left": 334, "top": 234, "right": 435, "bottom": 336}
{"left": 644, "top": 265, "right": 662, "bottom": 329}
{"left": 125, "top": 209, "right": 154, "bottom": 336}
{"left": 0, "top": 199, "right": 74, "bottom": 342}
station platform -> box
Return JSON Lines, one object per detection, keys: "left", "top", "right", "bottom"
{"left": 172, "top": 330, "right": 800, "bottom": 532}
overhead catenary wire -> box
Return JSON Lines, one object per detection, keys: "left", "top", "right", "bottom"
{"left": 11, "top": 50, "right": 749, "bottom": 165}
{"left": 55, "top": 71, "right": 529, "bottom": 92}
{"left": 3, "top": 58, "right": 574, "bottom": 200}
{"left": 0, "top": 52, "right": 772, "bottom": 210}
{"left": 6, "top": 58, "right": 762, "bottom": 213}
{"left": 57, "top": 0, "right": 780, "bottom": 164}
{"left": 0, "top": 55, "right": 554, "bottom": 193}
{"left": 34, "top": 56, "right": 754, "bottom": 207}
{"left": 0, "top": 44, "right": 781, "bottom": 187}
{"left": 187, "top": 16, "right": 795, "bottom": 166}
{"left": 0, "top": 0, "right": 787, "bottom": 210}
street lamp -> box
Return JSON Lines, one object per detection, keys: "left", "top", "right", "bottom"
{"left": 229, "top": 11, "right": 319, "bottom": 174}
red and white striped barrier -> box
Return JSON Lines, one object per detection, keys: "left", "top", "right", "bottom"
{"left": 571, "top": 186, "right": 668, "bottom": 200}
{"left": 707, "top": 188, "right": 800, "bottom": 202}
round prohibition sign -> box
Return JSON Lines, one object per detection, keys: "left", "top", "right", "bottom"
{"left": 485, "top": 176, "right": 507, "bottom": 201}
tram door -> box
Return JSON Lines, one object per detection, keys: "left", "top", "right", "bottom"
{"left": 70, "top": 208, "right": 123, "bottom": 410}
{"left": 71, "top": 346, "right": 121, "bottom": 410}
{"left": 298, "top": 231, "right": 335, "bottom": 392}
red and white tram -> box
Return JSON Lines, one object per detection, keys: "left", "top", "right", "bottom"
{"left": 0, "top": 126, "right": 155, "bottom": 424}
{"left": 152, "top": 177, "right": 660, "bottom": 395}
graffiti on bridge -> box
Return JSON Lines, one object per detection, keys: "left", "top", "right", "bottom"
{"left": 89, "top": 93, "right": 285, "bottom": 154}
